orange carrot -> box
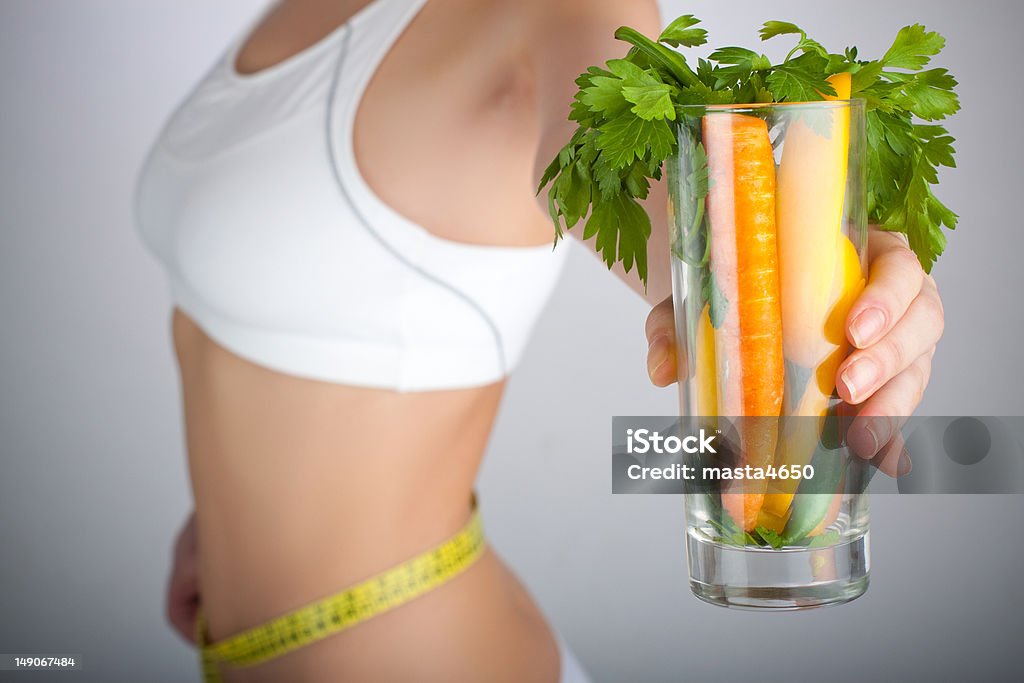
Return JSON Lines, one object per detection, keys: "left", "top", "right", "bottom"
{"left": 777, "top": 72, "right": 853, "bottom": 369}
{"left": 703, "top": 113, "right": 785, "bottom": 531}
{"left": 762, "top": 234, "right": 865, "bottom": 519}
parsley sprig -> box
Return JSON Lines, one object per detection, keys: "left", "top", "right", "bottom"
{"left": 538, "top": 16, "right": 960, "bottom": 285}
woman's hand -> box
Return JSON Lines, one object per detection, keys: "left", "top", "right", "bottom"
{"left": 644, "top": 228, "right": 944, "bottom": 476}
{"left": 166, "top": 511, "right": 201, "bottom": 645}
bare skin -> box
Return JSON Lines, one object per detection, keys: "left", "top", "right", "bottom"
{"left": 167, "top": 1, "right": 664, "bottom": 681}
{"left": 165, "top": 1, "right": 945, "bottom": 681}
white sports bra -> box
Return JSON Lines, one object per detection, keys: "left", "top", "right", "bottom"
{"left": 134, "top": 0, "right": 569, "bottom": 391}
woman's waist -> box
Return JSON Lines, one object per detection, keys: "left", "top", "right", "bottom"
{"left": 177, "top": 340, "right": 505, "bottom": 484}
{"left": 181, "top": 385, "right": 500, "bottom": 522}
{"left": 180, "top": 372, "right": 505, "bottom": 623}
{"left": 191, "top": 490, "right": 568, "bottom": 683}
{"left": 203, "top": 546, "right": 561, "bottom": 683}
{"left": 197, "top": 484, "right": 481, "bottom": 631}
{"left": 185, "top": 394, "right": 497, "bottom": 609}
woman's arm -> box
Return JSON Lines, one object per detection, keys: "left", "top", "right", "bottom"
{"left": 531, "top": 0, "right": 672, "bottom": 305}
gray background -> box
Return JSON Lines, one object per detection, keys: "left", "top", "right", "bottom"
{"left": 1, "top": 0, "right": 1022, "bottom": 681}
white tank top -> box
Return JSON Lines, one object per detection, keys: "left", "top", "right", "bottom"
{"left": 134, "top": 0, "right": 569, "bottom": 391}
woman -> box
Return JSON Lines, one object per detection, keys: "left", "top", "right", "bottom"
{"left": 137, "top": 0, "right": 945, "bottom": 680}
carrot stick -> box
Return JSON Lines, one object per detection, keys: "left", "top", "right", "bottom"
{"left": 766, "top": 74, "right": 859, "bottom": 522}
{"left": 777, "top": 72, "right": 853, "bottom": 369}
{"left": 702, "top": 113, "right": 785, "bottom": 531}
{"left": 762, "top": 234, "right": 865, "bottom": 518}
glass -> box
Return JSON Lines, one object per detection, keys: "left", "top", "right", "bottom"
{"left": 667, "top": 100, "right": 870, "bottom": 609}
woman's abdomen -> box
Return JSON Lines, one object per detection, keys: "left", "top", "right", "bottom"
{"left": 171, "top": 309, "right": 559, "bottom": 682}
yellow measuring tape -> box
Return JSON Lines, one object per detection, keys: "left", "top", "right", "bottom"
{"left": 196, "top": 507, "right": 485, "bottom": 682}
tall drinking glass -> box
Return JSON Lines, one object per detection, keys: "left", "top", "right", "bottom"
{"left": 668, "top": 100, "right": 870, "bottom": 609}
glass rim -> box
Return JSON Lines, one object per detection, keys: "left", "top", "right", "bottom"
{"left": 676, "top": 98, "right": 866, "bottom": 113}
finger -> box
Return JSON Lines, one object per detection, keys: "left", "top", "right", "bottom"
{"left": 844, "top": 353, "right": 932, "bottom": 472}
{"left": 837, "top": 284, "right": 943, "bottom": 404}
{"left": 834, "top": 402, "right": 910, "bottom": 477}
{"left": 846, "top": 231, "right": 926, "bottom": 350}
{"left": 868, "top": 429, "right": 911, "bottom": 479}
{"left": 644, "top": 295, "right": 675, "bottom": 341}
{"left": 645, "top": 296, "right": 679, "bottom": 387}
{"left": 846, "top": 413, "right": 904, "bottom": 462}
{"left": 847, "top": 413, "right": 911, "bottom": 474}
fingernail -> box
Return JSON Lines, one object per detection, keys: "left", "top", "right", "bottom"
{"left": 897, "top": 450, "right": 913, "bottom": 477}
{"left": 840, "top": 358, "right": 880, "bottom": 403}
{"left": 850, "top": 308, "right": 887, "bottom": 348}
{"left": 647, "top": 335, "right": 670, "bottom": 382}
{"left": 863, "top": 424, "right": 880, "bottom": 458}
{"left": 863, "top": 417, "right": 894, "bottom": 458}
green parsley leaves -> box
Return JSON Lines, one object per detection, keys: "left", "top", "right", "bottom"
{"left": 882, "top": 24, "right": 947, "bottom": 70}
{"left": 658, "top": 14, "right": 708, "bottom": 49}
{"left": 538, "top": 15, "right": 960, "bottom": 284}
{"left": 539, "top": 57, "right": 678, "bottom": 281}
{"left": 766, "top": 53, "right": 837, "bottom": 103}
{"left": 845, "top": 23, "right": 960, "bottom": 271}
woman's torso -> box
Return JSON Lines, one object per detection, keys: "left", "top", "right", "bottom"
{"left": 137, "top": 0, "right": 572, "bottom": 679}
{"left": 174, "top": 310, "right": 557, "bottom": 682}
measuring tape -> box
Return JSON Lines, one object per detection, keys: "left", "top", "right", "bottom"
{"left": 196, "top": 507, "right": 485, "bottom": 682}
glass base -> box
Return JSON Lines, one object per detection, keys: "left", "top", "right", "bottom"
{"left": 686, "top": 529, "right": 870, "bottom": 610}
